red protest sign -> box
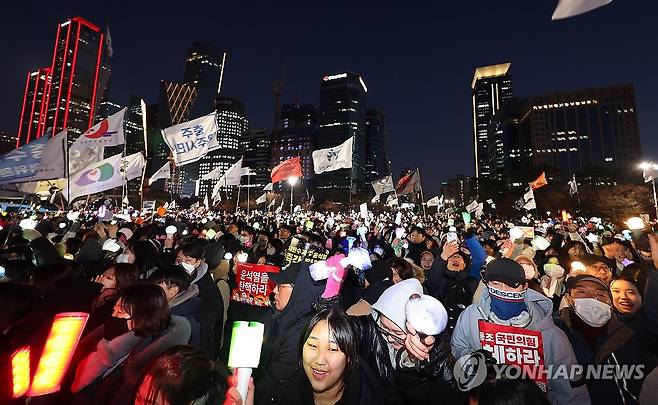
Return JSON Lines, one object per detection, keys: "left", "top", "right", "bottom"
{"left": 478, "top": 320, "right": 547, "bottom": 392}
{"left": 230, "top": 263, "right": 280, "bottom": 307}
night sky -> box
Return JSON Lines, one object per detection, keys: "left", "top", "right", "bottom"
{"left": 2, "top": 1, "right": 657, "bottom": 195}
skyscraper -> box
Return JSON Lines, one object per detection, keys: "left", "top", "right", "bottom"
{"left": 183, "top": 41, "right": 226, "bottom": 93}
{"left": 198, "top": 96, "right": 247, "bottom": 197}
{"left": 365, "top": 109, "right": 389, "bottom": 182}
{"left": 17, "top": 67, "right": 52, "bottom": 147}
{"left": 518, "top": 84, "right": 642, "bottom": 182}
{"left": 317, "top": 72, "right": 367, "bottom": 191}
{"left": 471, "top": 63, "right": 513, "bottom": 178}
{"left": 271, "top": 103, "right": 318, "bottom": 187}
{"left": 0, "top": 130, "right": 18, "bottom": 154}
{"left": 44, "top": 17, "right": 105, "bottom": 138}
{"left": 241, "top": 128, "right": 271, "bottom": 187}
{"left": 487, "top": 98, "right": 524, "bottom": 186}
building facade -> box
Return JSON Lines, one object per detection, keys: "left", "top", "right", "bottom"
{"left": 241, "top": 128, "right": 271, "bottom": 187}
{"left": 271, "top": 103, "right": 318, "bottom": 188}
{"left": 471, "top": 63, "right": 513, "bottom": 179}
{"left": 44, "top": 17, "right": 105, "bottom": 138}
{"left": 198, "top": 96, "right": 247, "bottom": 198}
{"left": 365, "top": 109, "right": 389, "bottom": 182}
{"left": 0, "top": 131, "right": 18, "bottom": 154}
{"left": 17, "top": 68, "right": 52, "bottom": 147}
{"left": 518, "top": 84, "right": 642, "bottom": 182}
{"left": 317, "top": 72, "right": 367, "bottom": 191}
{"left": 441, "top": 175, "right": 476, "bottom": 207}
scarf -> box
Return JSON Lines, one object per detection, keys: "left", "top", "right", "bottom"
{"left": 488, "top": 285, "right": 528, "bottom": 321}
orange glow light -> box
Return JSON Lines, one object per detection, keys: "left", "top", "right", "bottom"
{"left": 28, "top": 312, "right": 88, "bottom": 396}
{"left": 11, "top": 347, "right": 30, "bottom": 398}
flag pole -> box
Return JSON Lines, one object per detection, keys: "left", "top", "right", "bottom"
{"left": 139, "top": 156, "right": 147, "bottom": 211}
{"left": 246, "top": 172, "right": 251, "bottom": 216}
{"left": 416, "top": 168, "right": 427, "bottom": 219}
{"left": 235, "top": 185, "right": 241, "bottom": 214}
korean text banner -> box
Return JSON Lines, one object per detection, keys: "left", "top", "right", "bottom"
{"left": 284, "top": 237, "right": 329, "bottom": 265}
{"left": 162, "top": 112, "right": 219, "bottom": 166}
{"left": 0, "top": 133, "right": 66, "bottom": 184}
{"left": 230, "top": 263, "right": 280, "bottom": 307}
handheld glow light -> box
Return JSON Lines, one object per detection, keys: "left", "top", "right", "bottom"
{"left": 227, "top": 321, "right": 265, "bottom": 402}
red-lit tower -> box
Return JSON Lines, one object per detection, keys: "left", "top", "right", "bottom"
{"left": 44, "top": 17, "right": 104, "bottom": 139}
{"left": 16, "top": 67, "right": 52, "bottom": 147}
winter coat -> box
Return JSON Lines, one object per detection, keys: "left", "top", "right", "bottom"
{"left": 555, "top": 309, "right": 657, "bottom": 404}
{"left": 254, "top": 262, "right": 326, "bottom": 404}
{"left": 451, "top": 288, "right": 591, "bottom": 405}
{"left": 169, "top": 284, "right": 206, "bottom": 352}
{"left": 273, "top": 359, "right": 386, "bottom": 405}
{"left": 425, "top": 256, "right": 479, "bottom": 334}
{"left": 70, "top": 315, "right": 191, "bottom": 405}
{"left": 190, "top": 263, "right": 225, "bottom": 359}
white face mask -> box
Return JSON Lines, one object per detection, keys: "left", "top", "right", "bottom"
{"left": 573, "top": 298, "right": 611, "bottom": 327}
{"left": 239, "top": 235, "right": 249, "bottom": 244}
{"left": 116, "top": 253, "right": 134, "bottom": 264}
{"left": 180, "top": 262, "right": 197, "bottom": 274}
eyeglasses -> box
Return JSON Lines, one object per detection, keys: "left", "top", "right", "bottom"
{"left": 376, "top": 321, "right": 405, "bottom": 345}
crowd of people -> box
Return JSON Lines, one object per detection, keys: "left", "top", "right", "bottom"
{"left": 1, "top": 201, "right": 658, "bottom": 405}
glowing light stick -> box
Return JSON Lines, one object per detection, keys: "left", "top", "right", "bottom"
{"left": 228, "top": 321, "right": 265, "bottom": 402}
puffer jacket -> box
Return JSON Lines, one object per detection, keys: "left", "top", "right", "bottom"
{"left": 451, "top": 288, "right": 591, "bottom": 405}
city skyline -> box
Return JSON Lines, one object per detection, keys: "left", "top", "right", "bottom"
{"left": 2, "top": 2, "right": 658, "bottom": 195}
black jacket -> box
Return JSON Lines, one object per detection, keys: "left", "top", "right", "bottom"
{"left": 424, "top": 256, "right": 478, "bottom": 333}
{"left": 254, "top": 262, "right": 325, "bottom": 404}
{"left": 190, "top": 264, "right": 225, "bottom": 359}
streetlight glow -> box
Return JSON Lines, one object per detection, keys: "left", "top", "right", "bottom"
{"left": 288, "top": 176, "right": 299, "bottom": 186}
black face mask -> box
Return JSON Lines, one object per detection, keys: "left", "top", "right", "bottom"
{"left": 104, "top": 316, "right": 130, "bottom": 341}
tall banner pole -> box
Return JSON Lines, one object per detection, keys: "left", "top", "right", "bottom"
{"left": 416, "top": 168, "right": 427, "bottom": 219}
{"left": 246, "top": 173, "right": 251, "bottom": 216}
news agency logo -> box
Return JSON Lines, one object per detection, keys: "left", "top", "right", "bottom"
{"left": 453, "top": 352, "right": 646, "bottom": 391}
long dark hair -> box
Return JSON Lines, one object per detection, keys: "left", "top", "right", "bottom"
{"left": 300, "top": 306, "right": 358, "bottom": 392}
{"left": 139, "top": 345, "right": 228, "bottom": 405}
{"left": 110, "top": 263, "right": 139, "bottom": 291}
{"left": 120, "top": 284, "right": 171, "bottom": 337}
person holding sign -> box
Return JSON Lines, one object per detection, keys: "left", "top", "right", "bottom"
{"left": 451, "top": 258, "right": 590, "bottom": 405}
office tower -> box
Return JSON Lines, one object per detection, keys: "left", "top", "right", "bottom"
{"left": 198, "top": 96, "right": 247, "bottom": 198}
{"left": 518, "top": 84, "right": 642, "bottom": 182}
{"left": 317, "top": 72, "right": 367, "bottom": 191}
{"left": 44, "top": 17, "right": 105, "bottom": 138}
{"left": 440, "top": 175, "right": 476, "bottom": 207}
{"left": 241, "top": 128, "right": 271, "bottom": 187}
{"left": 17, "top": 68, "right": 52, "bottom": 147}
{"left": 365, "top": 109, "right": 389, "bottom": 182}
{"left": 271, "top": 103, "right": 318, "bottom": 188}
{"left": 471, "top": 63, "right": 513, "bottom": 178}
{"left": 184, "top": 41, "right": 226, "bottom": 92}
{"left": 0, "top": 131, "right": 18, "bottom": 154}
{"left": 487, "top": 98, "right": 525, "bottom": 186}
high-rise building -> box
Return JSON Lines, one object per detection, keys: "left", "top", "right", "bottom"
{"left": 198, "top": 96, "right": 247, "bottom": 198}
{"left": 241, "top": 128, "right": 271, "bottom": 187}
{"left": 518, "top": 84, "right": 642, "bottom": 182}
{"left": 271, "top": 103, "right": 318, "bottom": 188}
{"left": 441, "top": 175, "right": 476, "bottom": 207}
{"left": 487, "top": 98, "right": 524, "bottom": 186}
{"left": 317, "top": 72, "right": 367, "bottom": 191}
{"left": 184, "top": 41, "right": 226, "bottom": 93}
{"left": 17, "top": 68, "right": 52, "bottom": 147}
{"left": 365, "top": 109, "right": 389, "bottom": 182}
{"left": 44, "top": 17, "right": 105, "bottom": 138}
{"left": 471, "top": 63, "right": 513, "bottom": 178}
{"left": 0, "top": 131, "right": 18, "bottom": 154}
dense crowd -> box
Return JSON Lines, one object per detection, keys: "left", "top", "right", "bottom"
{"left": 1, "top": 203, "right": 658, "bottom": 405}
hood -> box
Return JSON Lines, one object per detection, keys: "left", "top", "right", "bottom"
{"left": 273, "top": 261, "right": 326, "bottom": 330}
{"left": 170, "top": 283, "right": 199, "bottom": 308}
{"left": 371, "top": 278, "right": 423, "bottom": 330}
{"left": 478, "top": 286, "right": 554, "bottom": 330}
{"left": 190, "top": 262, "right": 208, "bottom": 285}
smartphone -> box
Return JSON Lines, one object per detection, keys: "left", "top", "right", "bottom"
{"left": 206, "top": 229, "right": 217, "bottom": 240}
{"left": 446, "top": 232, "right": 459, "bottom": 243}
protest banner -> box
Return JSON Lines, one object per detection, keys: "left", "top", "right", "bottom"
{"left": 284, "top": 237, "right": 329, "bottom": 265}
{"left": 230, "top": 263, "right": 280, "bottom": 307}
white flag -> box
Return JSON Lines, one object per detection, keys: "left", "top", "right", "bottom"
{"left": 523, "top": 188, "right": 537, "bottom": 210}
{"left": 69, "top": 146, "right": 105, "bottom": 175}
{"left": 122, "top": 195, "right": 130, "bottom": 206}
{"left": 64, "top": 152, "right": 145, "bottom": 201}
{"left": 475, "top": 202, "right": 484, "bottom": 218}
{"left": 371, "top": 175, "right": 395, "bottom": 195}
{"left": 256, "top": 193, "right": 267, "bottom": 204}
{"left": 241, "top": 167, "right": 254, "bottom": 176}
{"left": 217, "top": 159, "right": 243, "bottom": 187}
{"left": 263, "top": 183, "right": 273, "bottom": 191}
{"left": 269, "top": 197, "right": 277, "bottom": 208}
{"left": 149, "top": 162, "right": 171, "bottom": 185}
{"left": 552, "top": 0, "right": 611, "bottom": 20}
{"left": 202, "top": 165, "right": 222, "bottom": 181}
{"left": 359, "top": 203, "right": 368, "bottom": 220}
{"left": 426, "top": 196, "right": 442, "bottom": 207}
{"left": 466, "top": 200, "right": 479, "bottom": 213}
{"left": 162, "top": 112, "right": 218, "bottom": 166}
{"left": 275, "top": 200, "right": 283, "bottom": 214}
{"left": 371, "top": 194, "right": 380, "bottom": 204}
{"left": 386, "top": 194, "right": 399, "bottom": 207}
{"left": 71, "top": 108, "right": 126, "bottom": 150}
{"left": 312, "top": 137, "right": 353, "bottom": 174}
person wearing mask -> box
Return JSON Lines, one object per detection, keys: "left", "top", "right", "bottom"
{"left": 451, "top": 258, "right": 590, "bottom": 405}
{"left": 515, "top": 254, "right": 545, "bottom": 296}
{"left": 149, "top": 265, "right": 213, "bottom": 356}
{"left": 254, "top": 261, "right": 326, "bottom": 404}
{"left": 249, "top": 231, "right": 270, "bottom": 263}
{"left": 71, "top": 284, "right": 191, "bottom": 404}
{"left": 274, "top": 306, "right": 385, "bottom": 404}
{"left": 134, "top": 345, "right": 228, "bottom": 405}
{"left": 554, "top": 275, "right": 657, "bottom": 404}
{"left": 425, "top": 240, "right": 479, "bottom": 333}
{"left": 239, "top": 226, "right": 255, "bottom": 250}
